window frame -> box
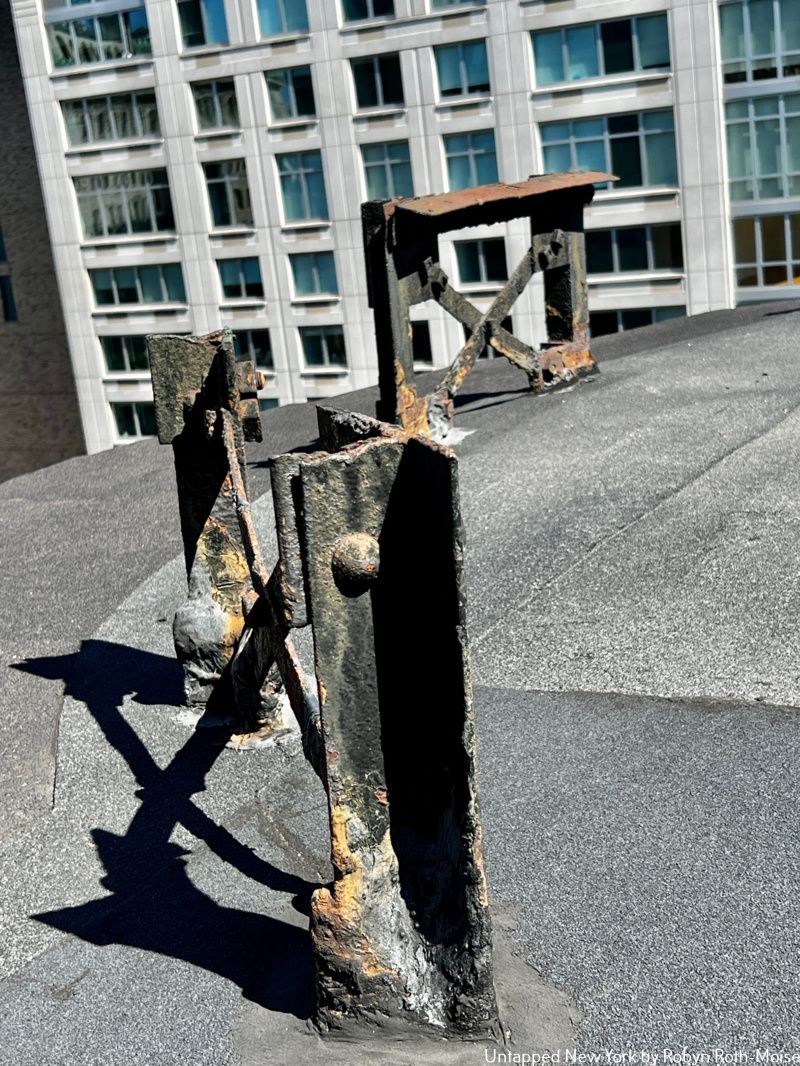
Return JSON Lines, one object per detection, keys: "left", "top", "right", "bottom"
{"left": 443, "top": 129, "right": 498, "bottom": 190}
{"left": 73, "top": 168, "right": 175, "bottom": 239}
{"left": 719, "top": 0, "right": 800, "bottom": 84}
{"left": 100, "top": 334, "right": 150, "bottom": 372}
{"left": 725, "top": 93, "right": 800, "bottom": 201}
{"left": 265, "top": 66, "right": 316, "bottom": 122}
{"left": 276, "top": 150, "right": 329, "bottom": 223}
{"left": 540, "top": 109, "right": 678, "bottom": 190}
{"left": 90, "top": 263, "right": 186, "bottom": 305}
{"left": 732, "top": 211, "right": 800, "bottom": 288}
{"left": 191, "top": 78, "right": 240, "bottom": 130}
{"left": 299, "top": 325, "right": 348, "bottom": 369}
{"left": 289, "top": 251, "right": 339, "bottom": 297}
{"left": 342, "top": 0, "right": 395, "bottom": 22}
{"left": 111, "top": 400, "right": 157, "bottom": 440}
{"left": 361, "top": 139, "right": 414, "bottom": 200}
{"left": 257, "top": 0, "right": 310, "bottom": 37}
{"left": 235, "top": 328, "right": 274, "bottom": 369}
{"left": 203, "top": 159, "right": 254, "bottom": 228}
{"left": 61, "top": 90, "right": 160, "bottom": 146}
{"left": 176, "top": 0, "right": 229, "bottom": 49}
{"left": 46, "top": 9, "right": 152, "bottom": 68}
{"left": 351, "top": 53, "right": 405, "bottom": 110}
{"left": 434, "top": 40, "right": 491, "bottom": 98}
{"left": 217, "top": 257, "right": 264, "bottom": 300}
{"left": 586, "top": 223, "right": 685, "bottom": 274}
{"left": 531, "top": 13, "right": 671, "bottom": 88}
{"left": 454, "top": 237, "right": 508, "bottom": 284}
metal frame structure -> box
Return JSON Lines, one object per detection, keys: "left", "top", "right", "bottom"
{"left": 362, "top": 171, "right": 614, "bottom": 438}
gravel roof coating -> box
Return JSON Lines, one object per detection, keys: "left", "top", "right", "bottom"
{"left": 1, "top": 300, "right": 800, "bottom": 1063}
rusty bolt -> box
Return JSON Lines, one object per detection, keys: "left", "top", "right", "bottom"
{"left": 331, "top": 532, "right": 380, "bottom": 597}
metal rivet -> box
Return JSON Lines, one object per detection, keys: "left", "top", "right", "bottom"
{"left": 331, "top": 532, "right": 380, "bottom": 596}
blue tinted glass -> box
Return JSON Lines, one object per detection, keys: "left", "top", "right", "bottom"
{"left": 533, "top": 31, "right": 564, "bottom": 85}
{"left": 317, "top": 253, "right": 338, "bottom": 292}
{"left": 642, "top": 109, "right": 674, "bottom": 131}
{"left": 636, "top": 14, "right": 669, "bottom": 69}
{"left": 574, "top": 118, "right": 605, "bottom": 138}
{"left": 644, "top": 131, "right": 678, "bottom": 184}
{"left": 436, "top": 45, "right": 462, "bottom": 95}
{"left": 543, "top": 144, "right": 572, "bottom": 171}
{"left": 291, "top": 255, "right": 315, "bottom": 293}
{"left": 204, "top": 0, "right": 228, "bottom": 45}
{"left": 575, "top": 139, "right": 607, "bottom": 172}
{"left": 540, "top": 122, "right": 571, "bottom": 143}
{"left": 566, "top": 25, "right": 598, "bottom": 79}
{"left": 720, "top": 2, "right": 745, "bottom": 59}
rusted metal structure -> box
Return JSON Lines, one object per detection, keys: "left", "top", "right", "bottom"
{"left": 149, "top": 329, "right": 498, "bottom": 1037}
{"left": 362, "top": 171, "right": 614, "bottom": 438}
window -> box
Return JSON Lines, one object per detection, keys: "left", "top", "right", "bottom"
{"left": 435, "top": 41, "right": 490, "bottom": 98}
{"left": 266, "top": 67, "right": 315, "bottom": 121}
{"left": 46, "top": 9, "right": 151, "bottom": 67}
{"left": 218, "top": 258, "right": 264, "bottom": 299}
{"left": 351, "top": 54, "right": 404, "bottom": 109}
{"left": 259, "top": 397, "right": 279, "bottom": 410}
{"left": 112, "top": 401, "right": 157, "bottom": 438}
{"left": 343, "top": 0, "right": 394, "bottom": 20}
{"left": 258, "top": 0, "right": 309, "bottom": 36}
{"left": 277, "top": 151, "right": 329, "bottom": 222}
{"left": 733, "top": 212, "right": 800, "bottom": 286}
{"left": 0, "top": 277, "right": 17, "bottom": 323}
{"left": 192, "top": 79, "right": 239, "bottom": 129}
{"left": 90, "top": 264, "right": 186, "bottom": 305}
{"left": 432, "top": 0, "right": 485, "bottom": 6}
{"left": 362, "top": 141, "right": 413, "bottom": 199}
{"left": 235, "top": 329, "right": 273, "bottom": 369}
{"left": 177, "top": 0, "right": 228, "bottom": 48}
{"left": 726, "top": 94, "right": 800, "bottom": 201}
{"left": 586, "top": 224, "right": 684, "bottom": 273}
{"left": 532, "top": 14, "right": 670, "bottom": 86}
{"left": 455, "top": 238, "right": 507, "bottom": 283}
{"left": 62, "top": 91, "right": 159, "bottom": 146}
{"left": 300, "top": 326, "right": 347, "bottom": 368}
{"left": 589, "top": 306, "right": 685, "bottom": 336}
{"left": 540, "top": 110, "right": 678, "bottom": 189}
{"left": 100, "top": 335, "right": 150, "bottom": 371}
{"left": 720, "top": 0, "right": 800, "bottom": 83}
{"left": 74, "top": 169, "right": 174, "bottom": 238}
{"left": 290, "top": 252, "right": 338, "bottom": 296}
{"left": 411, "top": 321, "right": 433, "bottom": 364}
{"left": 444, "top": 131, "right": 498, "bottom": 190}
{"left": 204, "top": 160, "right": 253, "bottom": 227}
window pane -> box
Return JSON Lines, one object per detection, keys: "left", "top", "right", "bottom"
{"left": 378, "top": 54, "right": 404, "bottom": 105}
{"left": 620, "top": 309, "right": 651, "bottom": 330}
{"left": 763, "top": 263, "right": 788, "bottom": 283}
{"left": 601, "top": 20, "right": 634, "bottom": 75}
{"left": 543, "top": 144, "right": 572, "bottom": 171}
{"left": 637, "top": 14, "right": 670, "bottom": 69}
{"left": 91, "top": 269, "right": 114, "bottom": 303}
{"left": 733, "top": 216, "right": 757, "bottom": 261}
{"left": 204, "top": 0, "right": 229, "bottom": 45}
{"left": 219, "top": 259, "right": 241, "bottom": 297}
{"left": 63, "top": 101, "right": 87, "bottom": 144}
{"left": 179, "top": 0, "right": 205, "bottom": 46}
{"left": 436, "top": 45, "right": 462, "bottom": 96}
{"left": 645, "top": 131, "right": 678, "bottom": 185}
{"left": 590, "top": 311, "right": 619, "bottom": 337}
{"left": 411, "top": 321, "right": 432, "bottom": 364}
{"left": 113, "top": 403, "right": 137, "bottom": 437}
{"left": 566, "top": 25, "right": 598, "bottom": 79}
{"left": 749, "top": 0, "right": 775, "bottom": 55}
{"left": 610, "top": 136, "right": 643, "bottom": 187}
{"left": 541, "top": 122, "right": 571, "bottom": 143}
{"left": 250, "top": 330, "right": 273, "bottom": 368}
{"left": 761, "top": 215, "right": 786, "bottom": 260}
{"left": 128, "top": 336, "right": 149, "bottom": 370}
{"left": 325, "top": 328, "right": 347, "bottom": 366}
{"left": 791, "top": 214, "right": 800, "bottom": 259}
{"left": 483, "top": 239, "right": 507, "bottom": 280}
{"left": 242, "top": 257, "right": 263, "bottom": 296}
{"left": 138, "top": 265, "right": 162, "bottom": 302}
{"left": 193, "top": 82, "right": 218, "bottom": 128}
{"left": 653, "top": 306, "right": 685, "bottom": 322}
{"left": 651, "top": 224, "right": 684, "bottom": 269}
{"left": 782, "top": 0, "right": 800, "bottom": 51}
{"left": 217, "top": 81, "right": 239, "bottom": 125}
{"left": 136, "top": 402, "right": 157, "bottom": 436}
{"left": 302, "top": 330, "right": 324, "bottom": 366}
{"left": 163, "top": 264, "right": 186, "bottom": 300}
{"left": 293, "top": 68, "right": 315, "bottom": 116}
{"left": 316, "top": 252, "right": 337, "bottom": 292}
{"left": 125, "top": 9, "right": 150, "bottom": 54}
{"left": 74, "top": 17, "right": 100, "bottom": 63}
{"left": 726, "top": 121, "right": 752, "bottom": 183}
{"left": 137, "top": 92, "right": 160, "bottom": 135}
{"left": 721, "top": 4, "right": 745, "bottom": 60}
{"left": 575, "top": 138, "right": 606, "bottom": 172}
{"left": 101, "top": 336, "right": 125, "bottom": 371}
{"left": 115, "top": 268, "right": 138, "bottom": 303}
{"left": 353, "top": 60, "right": 378, "bottom": 108}
{"left": 608, "top": 113, "right": 638, "bottom": 135}
{"left": 291, "top": 254, "right": 316, "bottom": 294}
{"left": 617, "top": 227, "right": 648, "bottom": 271}
{"left": 465, "top": 41, "right": 489, "bottom": 93}
{"left": 755, "top": 118, "right": 781, "bottom": 178}
{"left": 48, "top": 23, "right": 76, "bottom": 67}
{"left": 455, "top": 242, "right": 481, "bottom": 282}
{"left": 586, "top": 231, "right": 613, "bottom": 272}
{"left": 207, "top": 182, "right": 230, "bottom": 225}
{"left": 533, "top": 31, "right": 564, "bottom": 85}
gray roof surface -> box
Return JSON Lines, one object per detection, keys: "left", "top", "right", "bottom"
{"left": 1, "top": 301, "right": 800, "bottom": 1063}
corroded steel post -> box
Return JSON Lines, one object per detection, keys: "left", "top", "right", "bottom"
{"left": 290, "top": 410, "right": 497, "bottom": 1034}
{"left": 363, "top": 171, "right": 614, "bottom": 439}
{"left": 147, "top": 329, "right": 281, "bottom": 732}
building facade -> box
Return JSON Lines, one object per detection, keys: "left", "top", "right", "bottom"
{"left": 9, "top": 0, "right": 798, "bottom": 452}
{"left": 0, "top": 0, "right": 84, "bottom": 480}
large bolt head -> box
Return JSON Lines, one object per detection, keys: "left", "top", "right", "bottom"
{"left": 331, "top": 532, "right": 380, "bottom": 597}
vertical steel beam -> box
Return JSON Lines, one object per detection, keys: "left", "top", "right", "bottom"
{"left": 295, "top": 427, "right": 497, "bottom": 1034}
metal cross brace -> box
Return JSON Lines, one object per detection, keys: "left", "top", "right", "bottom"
{"left": 362, "top": 171, "right": 615, "bottom": 438}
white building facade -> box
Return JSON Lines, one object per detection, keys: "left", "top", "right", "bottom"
{"left": 9, "top": 0, "right": 798, "bottom": 452}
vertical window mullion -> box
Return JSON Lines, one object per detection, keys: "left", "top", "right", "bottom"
{"left": 639, "top": 122, "right": 647, "bottom": 184}
{"left": 612, "top": 229, "right": 620, "bottom": 272}
{"left": 774, "top": 0, "right": 782, "bottom": 72}
{"left": 596, "top": 24, "right": 603, "bottom": 76}
{"left": 779, "top": 98, "right": 789, "bottom": 196}
{"left": 646, "top": 226, "right": 654, "bottom": 270}
{"left": 785, "top": 213, "right": 792, "bottom": 276}
{"left": 112, "top": 270, "right": 120, "bottom": 304}
{"left": 632, "top": 19, "right": 641, "bottom": 70}
{"left": 755, "top": 217, "right": 764, "bottom": 284}
{"left": 561, "top": 30, "right": 568, "bottom": 80}
{"left": 742, "top": 0, "right": 752, "bottom": 79}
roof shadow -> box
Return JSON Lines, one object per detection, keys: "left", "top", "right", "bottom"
{"left": 12, "top": 640, "right": 320, "bottom": 1017}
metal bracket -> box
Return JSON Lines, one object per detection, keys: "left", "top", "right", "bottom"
{"left": 362, "top": 171, "right": 616, "bottom": 438}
